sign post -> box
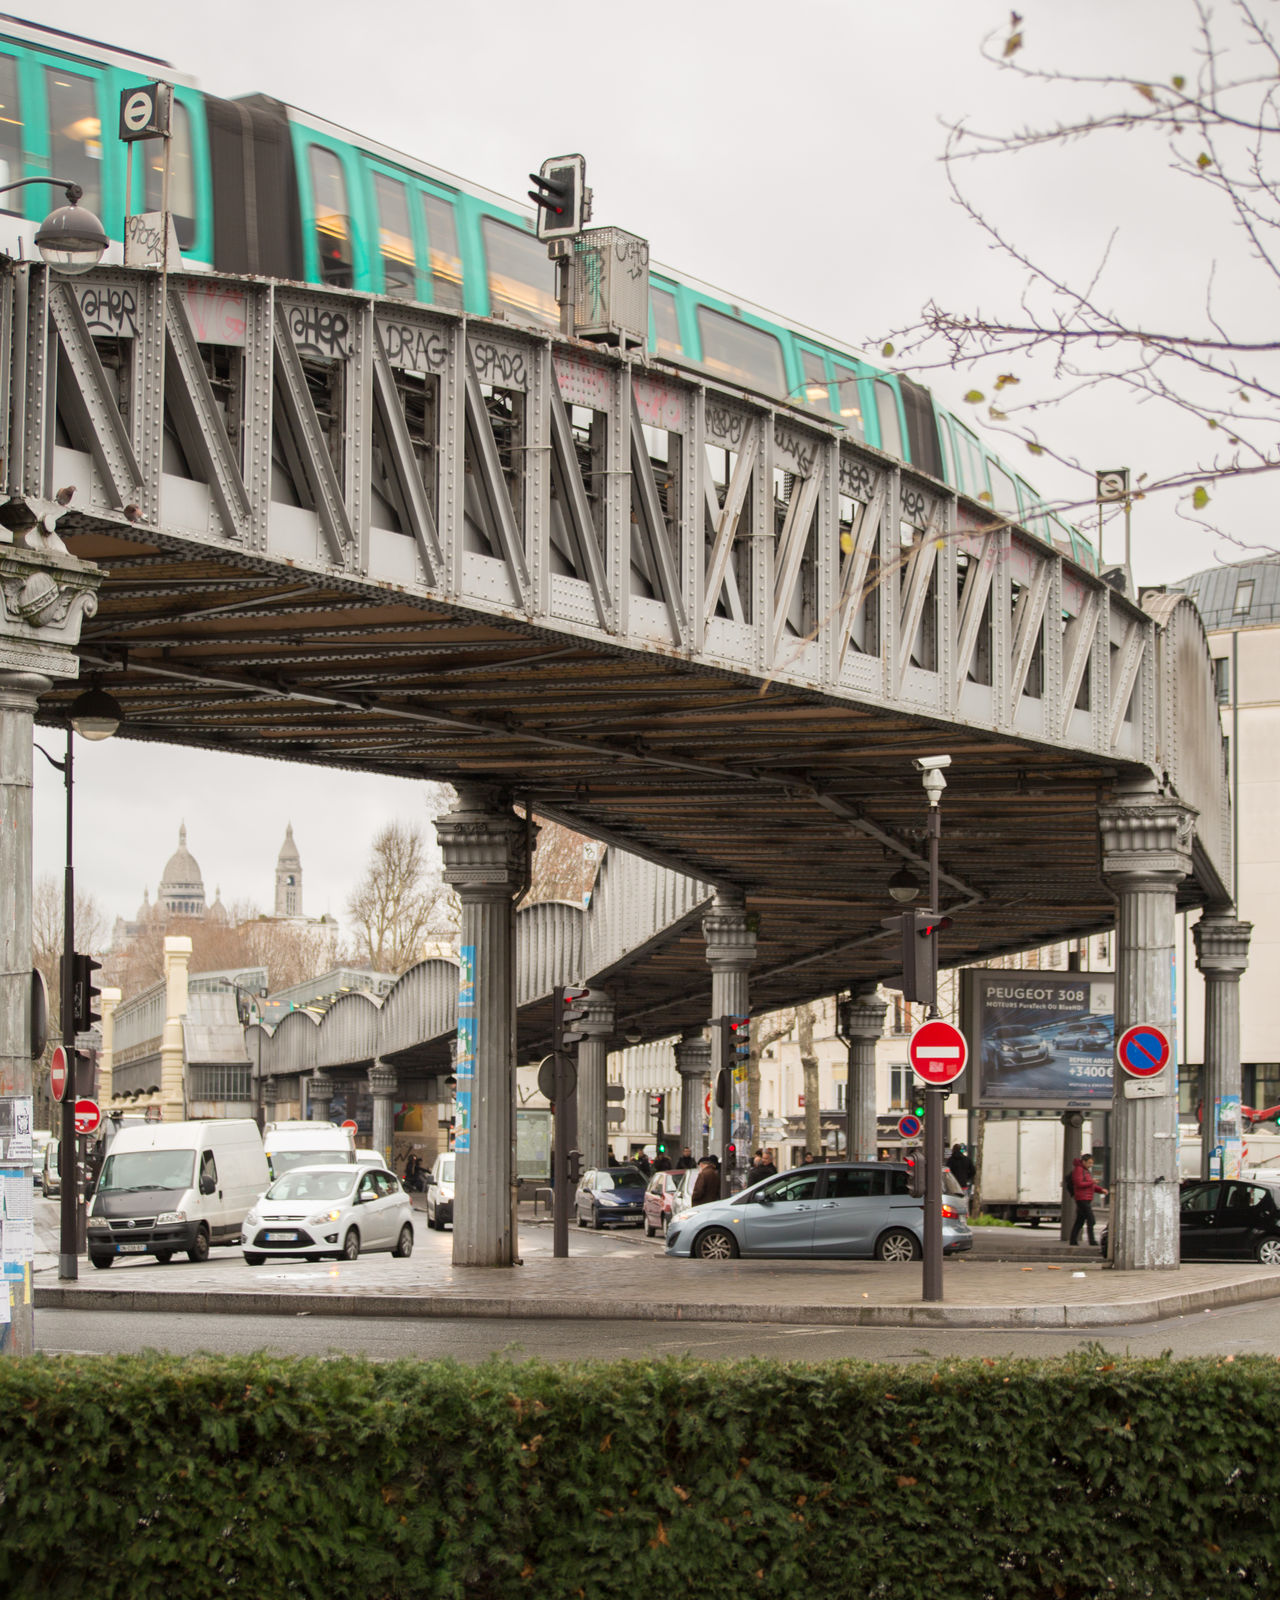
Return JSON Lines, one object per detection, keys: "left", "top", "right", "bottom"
{"left": 909, "top": 1020, "right": 968, "bottom": 1302}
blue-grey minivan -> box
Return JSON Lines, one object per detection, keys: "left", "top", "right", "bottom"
{"left": 664, "top": 1162, "right": 972, "bottom": 1262}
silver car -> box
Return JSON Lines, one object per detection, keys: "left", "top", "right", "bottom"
{"left": 664, "top": 1162, "right": 972, "bottom": 1262}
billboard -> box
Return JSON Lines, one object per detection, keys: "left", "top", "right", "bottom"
{"left": 961, "top": 970, "right": 1116, "bottom": 1109}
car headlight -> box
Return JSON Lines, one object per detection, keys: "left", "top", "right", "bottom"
{"left": 156, "top": 1210, "right": 186, "bottom": 1225}
{"left": 439, "top": 1184, "right": 454, "bottom": 1199}
{"left": 307, "top": 1208, "right": 343, "bottom": 1225}
{"left": 244, "top": 1211, "right": 259, "bottom": 1229}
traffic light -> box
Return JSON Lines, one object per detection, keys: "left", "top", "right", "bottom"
{"left": 649, "top": 1091, "right": 665, "bottom": 1124}
{"left": 727, "top": 1014, "right": 751, "bottom": 1066}
{"left": 528, "top": 154, "right": 588, "bottom": 241}
{"left": 553, "top": 984, "right": 592, "bottom": 1054}
{"left": 71, "top": 952, "right": 102, "bottom": 1033}
{"left": 882, "top": 910, "right": 952, "bottom": 1007}
{"left": 566, "top": 1148, "right": 584, "bottom": 1184}
{"left": 906, "top": 1150, "right": 926, "bottom": 1199}
{"left": 726, "top": 1142, "right": 737, "bottom": 1163}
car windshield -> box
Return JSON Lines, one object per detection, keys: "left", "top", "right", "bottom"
{"left": 436, "top": 1157, "right": 455, "bottom": 1182}
{"left": 266, "top": 1170, "right": 356, "bottom": 1203}
{"left": 270, "top": 1147, "right": 354, "bottom": 1176}
{"left": 97, "top": 1149, "right": 195, "bottom": 1193}
{"left": 597, "top": 1169, "right": 645, "bottom": 1190}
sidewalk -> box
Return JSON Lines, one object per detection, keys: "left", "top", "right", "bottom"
{"left": 32, "top": 1205, "right": 1280, "bottom": 1330}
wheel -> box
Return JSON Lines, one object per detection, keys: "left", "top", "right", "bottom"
{"left": 186, "top": 1228, "right": 210, "bottom": 1264}
{"left": 153, "top": 1250, "right": 173, "bottom": 1264}
{"left": 392, "top": 1223, "right": 414, "bottom": 1258}
{"left": 1256, "top": 1236, "right": 1280, "bottom": 1266}
{"left": 89, "top": 1252, "right": 113, "bottom": 1270}
{"left": 576, "top": 1213, "right": 587, "bottom": 1228}
{"left": 592, "top": 1208, "right": 605, "bottom": 1230}
{"left": 1029, "top": 1218, "right": 1041, "bottom": 1229}
{"left": 341, "top": 1228, "right": 360, "bottom": 1261}
{"left": 243, "top": 1253, "right": 265, "bottom": 1266}
{"left": 645, "top": 1220, "right": 656, "bottom": 1237}
{"left": 692, "top": 1227, "right": 739, "bottom": 1260}
{"left": 875, "top": 1228, "right": 921, "bottom": 1263}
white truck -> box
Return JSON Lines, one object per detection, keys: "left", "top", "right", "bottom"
{"left": 976, "top": 1117, "right": 1094, "bottom": 1226}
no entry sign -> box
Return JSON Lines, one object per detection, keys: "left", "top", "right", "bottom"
{"left": 1116, "top": 1024, "right": 1171, "bottom": 1078}
{"left": 74, "top": 1098, "right": 101, "bottom": 1136}
{"left": 908, "top": 1019, "right": 968, "bottom": 1085}
{"left": 50, "top": 1045, "right": 69, "bottom": 1103}
{"left": 341, "top": 1119, "right": 358, "bottom": 1132}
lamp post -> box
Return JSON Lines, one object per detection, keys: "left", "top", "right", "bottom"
{"left": 915, "top": 755, "right": 950, "bottom": 1302}
{"left": 34, "top": 684, "right": 123, "bottom": 1281}
{"left": 222, "top": 980, "right": 267, "bottom": 1130}
{"left": 0, "top": 178, "right": 108, "bottom": 274}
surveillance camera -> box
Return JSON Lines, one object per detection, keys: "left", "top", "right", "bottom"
{"left": 912, "top": 754, "right": 952, "bottom": 773}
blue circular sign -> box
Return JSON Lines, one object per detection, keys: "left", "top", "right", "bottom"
{"left": 1116, "top": 1023, "right": 1171, "bottom": 1078}
{"left": 897, "top": 1113, "right": 923, "bottom": 1139}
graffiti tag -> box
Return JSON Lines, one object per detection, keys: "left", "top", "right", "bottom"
{"left": 286, "top": 303, "right": 350, "bottom": 359}
{"left": 379, "top": 320, "right": 447, "bottom": 372}
{"left": 706, "top": 405, "right": 746, "bottom": 446}
{"left": 76, "top": 284, "right": 139, "bottom": 339}
{"left": 471, "top": 341, "right": 526, "bottom": 386}
{"left": 773, "top": 422, "right": 815, "bottom": 477}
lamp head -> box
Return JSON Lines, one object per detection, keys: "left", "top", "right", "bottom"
{"left": 34, "top": 186, "right": 108, "bottom": 275}
{"left": 69, "top": 684, "right": 124, "bottom": 741}
{"left": 888, "top": 863, "right": 920, "bottom": 903}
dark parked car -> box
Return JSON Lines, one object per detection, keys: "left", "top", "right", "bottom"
{"left": 1179, "top": 1178, "right": 1280, "bottom": 1264}
{"left": 1056, "top": 1021, "right": 1111, "bottom": 1051}
{"left": 988, "top": 1025, "right": 1052, "bottom": 1073}
{"left": 575, "top": 1166, "right": 647, "bottom": 1229}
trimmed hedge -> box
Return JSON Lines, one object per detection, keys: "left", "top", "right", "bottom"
{"left": 2, "top": 1349, "right": 1278, "bottom": 1598}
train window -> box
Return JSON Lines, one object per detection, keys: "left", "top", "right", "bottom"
{"left": 143, "top": 98, "right": 195, "bottom": 250}
{"left": 989, "top": 462, "right": 1020, "bottom": 518}
{"left": 832, "top": 363, "right": 864, "bottom": 437}
{"left": 935, "top": 417, "right": 955, "bottom": 487}
{"left": 800, "top": 349, "right": 831, "bottom": 412}
{"left": 0, "top": 56, "right": 20, "bottom": 193}
{"left": 420, "top": 192, "right": 463, "bottom": 310}
{"left": 373, "top": 173, "right": 415, "bottom": 299}
{"left": 650, "top": 286, "right": 681, "bottom": 357}
{"left": 308, "top": 145, "right": 354, "bottom": 287}
{"left": 696, "top": 307, "right": 785, "bottom": 396}
{"left": 874, "top": 381, "right": 902, "bottom": 458}
{"left": 953, "top": 422, "right": 987, "bottom": 501}
{"left": 45, "top": 68, "right": 101, "bottom": 215}
{"left": 482, "top": 217, "right": 558, "bottom": 329}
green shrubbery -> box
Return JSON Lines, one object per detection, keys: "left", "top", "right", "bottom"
{"left": 3, "top": 1349, "right": 1277, "bottom": 1598}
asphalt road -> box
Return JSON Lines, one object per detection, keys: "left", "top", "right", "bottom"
{"left": 33, "top": 1296, "right": 1280, "bottom": 1364}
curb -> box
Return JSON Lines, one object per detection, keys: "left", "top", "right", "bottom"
{"left": 33, "top": 1269, "right": 1280, "bottom": 1329}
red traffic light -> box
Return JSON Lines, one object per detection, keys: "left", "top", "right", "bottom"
{"left": 726, "top": 1143, "right": 737, "bottom": 1158}
{"left": 918, "top": 915, "right": 953, "bottom": 938}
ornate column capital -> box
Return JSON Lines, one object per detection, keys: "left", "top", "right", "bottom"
{"left": 837, "top": 991, "right": 888, "bottom": 1042}
{"left": 702, "top": 890, "right": 758, "bottom": 972}
{"left": 261, "top": 1076, "right": 279, "bottom": 1102}
{"left": 435, "top": 784, "right": 530, "bottom": 900}
{"left": 0, "top": 543, "right": 102, "bottom": 679}
{"left": 1098, "top": 786, "right": 1196, "bottom": 885}
{"left": 674, "top": 1033, "right": 712, "bottom": 1079}
{"left": 367, "top": 1062, "right": 398, "bottom": 1098}
{"left": 1193, "top": 915, "right": 1252, "bottom": 981}
{"left": 309, "top": 1072, "right": 337, "bottom": 1102}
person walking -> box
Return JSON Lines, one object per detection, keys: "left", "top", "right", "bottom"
{"left": 676, "top": 1147, "right": 697, "bottom": 1170}
{"left": 691, "top": 1155, "right": 721, "bottom": 1207}
{"left": 1069, "top": 1153, "right": 1108, "bottom": 1246}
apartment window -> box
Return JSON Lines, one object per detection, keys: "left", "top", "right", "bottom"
{"left": 1233, "top": 580, "right": 1254, "bottom": 614}
{"left": 889, "top": 1063, "right": 910, "bottom": 1110}
{"left": 1213, "top": 655, "right": 1231, "bottom": 703}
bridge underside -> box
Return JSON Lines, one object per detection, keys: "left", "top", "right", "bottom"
{"left": 48, "top": 517, "right": 1178, "bottom": 1039}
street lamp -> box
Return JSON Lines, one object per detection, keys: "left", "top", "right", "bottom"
{"left": 34, "top": 682, "right": 125, "bottom": 1281}
{"left": 910, "top": 753, "right": 950, "bottom": 1303}
{"left": 0, "top": 178, "right": 108, "bottom": 275}
{"left": 222, "top": 979, "right": 268, "bottom": 1130}
{"left": 887, "top": 863, "right": 920, "bottom": 904}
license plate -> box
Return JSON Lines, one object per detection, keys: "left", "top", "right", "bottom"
{"left": 117, "top": 1243, "right": 146, "bottom": 1253}
{"left": 264, "top": 1232, "right": 296, "bottom": 1242}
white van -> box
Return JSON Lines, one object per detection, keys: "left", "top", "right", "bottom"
{"left": 86, "top": 1120, "right": 268, "bottom": 1268}
{"left": 262, "top": 1122, "right": 356, "bottom": 1181}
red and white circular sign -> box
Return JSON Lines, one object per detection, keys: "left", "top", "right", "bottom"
{"left": 341, "top": 1119, "right": 358, "bottom": 1132}
{"left": 74, "top": 1098, "right": 101, "bottom": 1136}
{"left": 908, "top": 1019, "right": 968, "bottom": 1085}
{"left": 50, "top": 1045, "right": 69, "bottom": 1103}
{"left": 1116, "top": 1024, "right": 1171, "bottom": 1078}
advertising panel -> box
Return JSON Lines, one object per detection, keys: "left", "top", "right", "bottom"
{"left": 961, "top": 970, "right": 1116, "bottom": 1109}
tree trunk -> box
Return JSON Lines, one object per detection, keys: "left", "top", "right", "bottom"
{"left": 798, "top": 1003, "right": 821, "bottom": 1157}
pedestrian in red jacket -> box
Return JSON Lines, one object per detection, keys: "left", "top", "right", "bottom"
{"left": 1069, "top": 1153, "right": 1108, "bottom": 1246}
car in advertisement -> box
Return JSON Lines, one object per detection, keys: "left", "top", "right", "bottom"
{"left": 962, "top": 970, "right": 1117, "bottom": 1109}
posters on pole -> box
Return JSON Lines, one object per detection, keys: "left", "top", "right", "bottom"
{"left": 1212, "top": 1093, "right": 1243, "bottom": 1179}
{"left": 961, "top": 970, "right": 1116, "bottom": 1109}
{"left": 454, "top": 945, "right": 476, "bottom": 1154}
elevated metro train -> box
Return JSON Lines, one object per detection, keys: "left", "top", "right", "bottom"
{"left": 0, "top": 13, "right": 1098, "bottom": 571}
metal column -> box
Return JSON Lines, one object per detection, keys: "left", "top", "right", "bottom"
{"left": 575, "top": 989, "right": 614, "bottom": 1168}
{"left": 1099, "top": 785, "right": 1195, "bottom": 1270}
{"left": 841, "top": 991, "right": 886, "bottom": 1161}
{"left": 436, "top": 784, "right": 528, "bottom": 1267}
{"left": 308, "top": 1073, "right": 336, "bottom": 1124}
{"left": 368, "top": 1061, "right": 398, "bottom": 1165}
{"left": 1193, "top": 914, "right": 1252, "bottom": 1180}
{"left": 675, "top": 1031, "right": 712, "bottom": 1158}
{"left": 703, "top": 889, "right": 756, "bottom": 1186}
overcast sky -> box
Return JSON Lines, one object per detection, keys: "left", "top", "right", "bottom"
{"left": 27, "top": 0, "right": 1273, "bottom": 933}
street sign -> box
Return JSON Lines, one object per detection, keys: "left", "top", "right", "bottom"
{"left": 1116, "top": 1023, "right": 1171, "bottom": 1078}
{"left": 73, "top": 1098, "right": 101, "bottom": 1136}
{"left": 897, "top": 1112, "right": 923, "bottom": 1139}
{"left": 1123, "top": 1077, "right": 1168, "bottom": 1100}
{"left": 119, "top": 81, "right": 171, "bottom": 141}
{"left": 908, "top": 1019, "right": 968, "bottom": 1085}
{"left": 50, "top": 1045, "right": 68, "bottom": 1103}
{"left": 340, "top": 1119, "right": 358, "bottom": 1132}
